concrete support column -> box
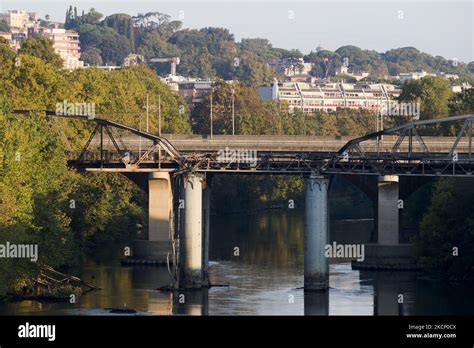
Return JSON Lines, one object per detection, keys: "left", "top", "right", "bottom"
{"left": 181, "top": 173, "right": 204, "bottom": 288}
{"left": 132, "top": 172, "right": 173, "bottom": 263}
{"left": 148, "top": 172, "right": 173, "bottom": 242}
{"left": 202, "top": 179, "right": 211, "bottom": 287}
{"left": 304, "top": 174, "right": 330, "bottom": 291}
{"left": 377, "top": 176, "right": 399, "bottom": 246}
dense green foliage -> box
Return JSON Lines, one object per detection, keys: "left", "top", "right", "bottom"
{"left": 0, "top": 20, "right": 10, "bottom": 32}
{"left": 398, "top": 76, "right": 453, "bottom": 120}
{"left": 449, "top": 88, "right": 474, "bottom": 115}
{"left": 0, "top": 111, "right": 74, "bottom": 296}
{"left": 0, "top": 37, "right": 191, "bottom": 297}
{"left": 18, "top": 37, "right": 64, "bottom": 69}
{"left": 303, "top": 46, "right": 473, "bottom": 82}
{"left": 414, "top": 178, "right": 474, "bottom": 283}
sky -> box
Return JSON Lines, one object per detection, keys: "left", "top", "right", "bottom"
{"left": 1, "top": 0, "right": 473, "bottom": 63}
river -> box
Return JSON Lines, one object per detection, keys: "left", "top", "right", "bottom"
{"left": 0, "top": 211, "right": 473, "bottom": 315}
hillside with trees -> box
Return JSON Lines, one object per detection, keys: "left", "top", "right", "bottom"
{"left": 63, "top": 7, "right": 474, "bottom": 86}
{"left": 303, "top": 46, "right": 474, "bottom": 83}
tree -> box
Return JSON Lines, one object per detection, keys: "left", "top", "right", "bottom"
{"left": 414, "top": 178, "right": 474, "bottom": 283}
{"left": 18, "top": 37, "right": 64, "bottom": 68}
{"left": 102, "top": 14, "right": 133, "bottom": 38}
{"left": 0, "top": 37, "right": 15, "bottom": 64}
{"left": 80, "top": 46, "right": 103, "bottom": 66}
{"left": 137, "top": 31, "right": 179, "bottom": 62}
{"left": 0, "top": 19, "right": 10, "bottom": 32}
{"left": 449, "top": 88, "right": 474, "bottom": 115}
{"left": 0, "top": 111, "right": 75, "bottom": 296}
{"left": 398, "top": 76, "right": 453, "bottom": 120}
{"left": 468, "top": 62, "right": 474, "bottom": 74}
{"left": 240, "top": 38, "right": 272, "bottom": 52}
{"left": 82, "top": 8, "right": 103, "bottom": 25}
{"left": 98, "top": 33, "right": 131, "bottom": 65}
{"left": 305, "top": 50, "right": 341, "bottom": 77}
{"left": 335, "top": 45, "right": 388, "bottom": 77}
{"left": 66, "top": 7, "right": 103, "bottom": 29}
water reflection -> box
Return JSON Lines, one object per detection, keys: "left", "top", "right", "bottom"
{"left": 369, "top": 271, "right": 417, "bottom": 316}
{"left": 0, "top": 211, "right": 473, "bottom": 316}
{"left": 304, "top": 291, "right": 329, "bottom": 316}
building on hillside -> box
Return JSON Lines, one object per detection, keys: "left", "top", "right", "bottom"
{"left": 335, "top": 65, "right": 370, "bottom": 81}
{"left": 0, "top": 10, "right": 38, "bottom": 30}
{"left": 451, "top": 82, "right": 472, "bottom": 93}
{"left": 288, "top": 74, "right": 312, "bottom": 83}
{"left": 258, "top": 78, "right": 401, "bottom": 114}
{"left": 31, "top": 25, "right": 84, "bottom": 69}
{"left": 0, "top": 32, "right": 11, "bottom": 41}
{"left": 398, "top": 70, "right": 431, "bottom": 81}
{"left": 158, "top": 74, "right": 214, "bottom": 106}
{"left": 437, "top": 72, "right": 459, "bottom": 80}
{"left": 86, "top": 65, "right": 121, "bottom": 71}
{"left": 123, "top": 54, "right": 146, "bottom": 67}
{"left": 178, "top": 79, "right": 213, "bottom": 105}
{"left": 11, "top": 31, "right": 26, "bottom": 42}
{"left": 398, "top": 70, "right": 461, "bottom": 82}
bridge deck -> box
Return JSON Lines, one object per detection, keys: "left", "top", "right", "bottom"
{"left": 88, "top": 134, "right": 472, "bottom": 153}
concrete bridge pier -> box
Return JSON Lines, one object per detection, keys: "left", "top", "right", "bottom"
{"left": 378, "top": 176, "right": 399, "bottom": 245}
{"left": 180, "top": 173, "right": 204, "bottom": 288}
{"left": 202, "top": 177, "right": 212, "bottom": 287}
{"left": 132, "top": 172, "right": 173, "bottom": 263}
{"left": 304, "top": 174, "right": 330, "bottom": 291}
{"left": 353, "top": 175, "right": 419, "bottom": 270}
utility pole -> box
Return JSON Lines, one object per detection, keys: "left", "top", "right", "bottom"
{"left": 146, "top": 94, "right": 149, "bottom": 133}
{"left": 380, "top": 109, "right": 384, "bottom": 148}
{"left": 376, "top": 108, "right": 380, "bottom": 153}
{"left": 231, "top": 88, "right": 235, "bottom": 136}
{"left": 159, "top": 95, "right": 162, "bottom": 136}
{"left": 139, "top": 111, "right": 142, "bottom": 155}
{"left": 210, "top": 87, "right": 213, "bottom": 139}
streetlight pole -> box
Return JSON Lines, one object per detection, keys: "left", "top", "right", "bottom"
{"left": 139, "top": 111, "right": 142, "bottom": 155}
{"left": 231, "top": 88, "right": 235, "bottom": 136}
{"left": 146, "top": 93, "right": 149, "bottom": 133}
{"left": 210, "top": 87, "right": 213, "bottom": 139}
{"left": 158, "top": 94, "right": 161, "bottom": 137}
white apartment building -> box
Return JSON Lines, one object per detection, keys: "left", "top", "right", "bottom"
{"left": 451, "top": 82, "right": 472, "bottom": 93}
{"left": 335, "top": 65, "right": 370, "bottom": 81}
{"left": 40, "top": 26, "right": 84, "bottom": 69}
{"left": 262, "top": 79, "right": 401, "bottom": 114}
{"left": 398, "top": 70, "right": 461, "bottom": 82}
{"left": 0, "top": 10, "right": 38, "bottom": 30}
{"left": 398, "top": 70, "right": 431, "bottom": 81}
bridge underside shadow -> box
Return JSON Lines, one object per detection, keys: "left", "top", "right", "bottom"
{"left": 346, "top": 175, "right": 435, "bottom": 271}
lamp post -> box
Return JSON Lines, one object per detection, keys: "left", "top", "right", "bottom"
{"left": 146, "top": 94, "right": 149, "bottom": 132}
{"left": 231, "top": 88, "right": 235, "bottom": 136}
{"left": 158, "top": 94, "right": 161, "bottom": 137}
{"left": 210, "top": 87, "right": 213, "bottom": 139}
